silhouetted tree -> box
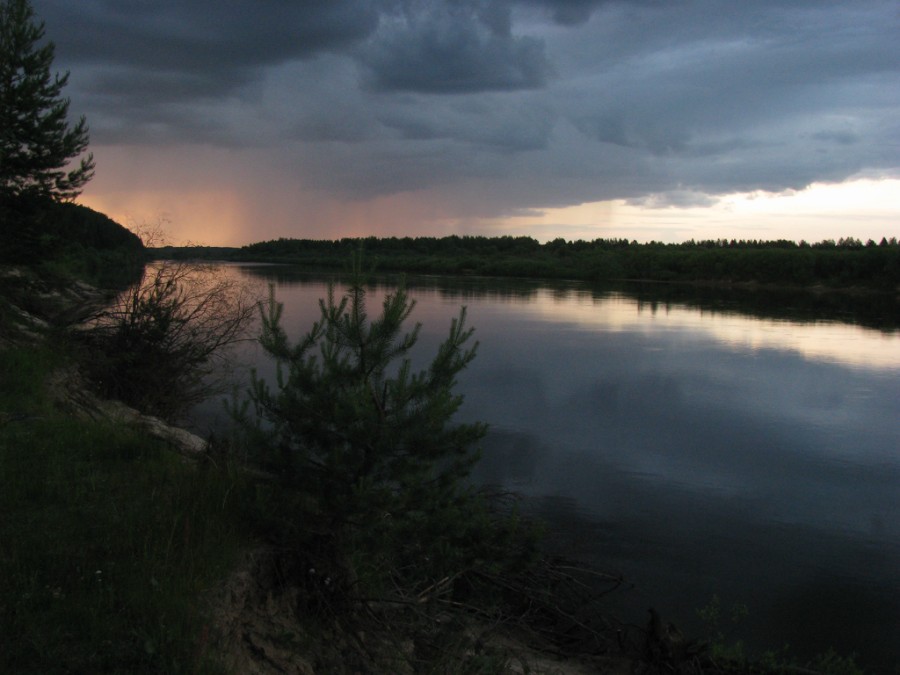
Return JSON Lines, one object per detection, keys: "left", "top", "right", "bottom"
{"left": 0, "top": 0, "right": 93, "bottom": 201}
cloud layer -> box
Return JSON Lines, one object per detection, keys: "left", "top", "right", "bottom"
{"left": 33, "top": 0, "right": 900, "bottom": 241}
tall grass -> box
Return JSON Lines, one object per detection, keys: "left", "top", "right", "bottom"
{"left": 0, "top": 346, "right": 250, "bottom": 674}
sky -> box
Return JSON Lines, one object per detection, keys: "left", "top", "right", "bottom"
{"left": 32, "top": 0, "right": 900, "bottom": 246}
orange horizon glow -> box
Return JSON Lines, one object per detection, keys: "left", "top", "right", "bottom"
{"left": 77, "top": 152, "right": 900, "bottom": 249}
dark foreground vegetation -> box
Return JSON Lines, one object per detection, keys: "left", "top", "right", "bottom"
{"left": 0, "top": 344, "right": 250, "bottom": 673}
{"left": 156, "top": 235, "right": 900, "bottom": 292}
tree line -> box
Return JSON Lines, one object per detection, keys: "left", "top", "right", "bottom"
{"left": 216, "top": 234, "right": 900, "bottom": 290}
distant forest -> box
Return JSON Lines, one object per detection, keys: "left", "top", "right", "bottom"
{"left": 152, "top": 235, "right": 900, "bottom": 290}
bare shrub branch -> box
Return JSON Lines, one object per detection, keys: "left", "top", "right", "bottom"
{"left": 79, "top": 261, "right": 258, "bottom": 420}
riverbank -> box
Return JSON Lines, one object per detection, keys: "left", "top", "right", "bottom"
{"left": 1, "top": 265, "right": 250, "bottom": 672}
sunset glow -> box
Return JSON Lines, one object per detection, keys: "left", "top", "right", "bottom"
{"left": 79, "top": 175, "right": 900, "bottom": 247}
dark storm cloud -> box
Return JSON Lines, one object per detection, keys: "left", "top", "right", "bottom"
{"left": 542, "top": 0, "right": 900, "bottom": 203}
{"left": 28, "top": 0, "right": 900, "bottom": 218}
{"left": 33, "top": 0, "right": 380, "bottom": 137}
{"left": 566, "top": 2, "right": 899, "bottom": 156}
{"left": 359, "top": 2, "right": 551, "bottom": 93}
{"left": 39, "top": 0, "right": 378, "bottom": 70}
{"left": 518, "top": 0, "right": 665, "bottom": 26}
{"left": 377, "top": 95, "right": 555, "bottom": 150}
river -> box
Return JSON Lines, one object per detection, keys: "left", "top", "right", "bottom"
{"left": 190, "top": 264, "right": 900, "bottom": 671}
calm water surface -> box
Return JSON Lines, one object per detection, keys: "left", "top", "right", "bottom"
{"left": 196, "top": 266, "right": 900, "bottom": 671}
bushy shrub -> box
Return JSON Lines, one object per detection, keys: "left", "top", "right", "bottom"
{"left": 79, "top": 261, "right": 256, "bottom": 420}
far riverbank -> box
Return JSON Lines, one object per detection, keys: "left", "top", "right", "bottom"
{"left": 151, "top": 234, "right": 900, "bottom": 293}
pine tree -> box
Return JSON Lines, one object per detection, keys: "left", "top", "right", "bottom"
{"left": 245, "top": 267, "right": 485, "bottom": 523}
{"left": 236, "top": 260, "right": 499, "bottom": 591}
{"left": 0, "top": 0, "right": 94, "bottom": 201}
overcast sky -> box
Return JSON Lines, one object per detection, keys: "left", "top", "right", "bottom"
{"left": 33, "top": 0, "right": 900, "bottom": 245}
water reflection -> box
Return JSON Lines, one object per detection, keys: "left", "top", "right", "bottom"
{"left": 455, "top": 294, "right": 899, "bottom": 670}
{"left": 208, "top": 265, "right": 900, "bottom": 671}
{"left": 240, "top": 264, "right": 900, "bottom": 331}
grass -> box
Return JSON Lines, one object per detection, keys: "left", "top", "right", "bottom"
{"left": 0, "top": 345, "right": 251, "bottom": 674}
